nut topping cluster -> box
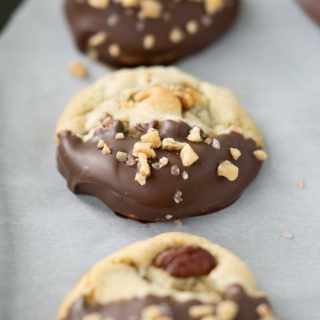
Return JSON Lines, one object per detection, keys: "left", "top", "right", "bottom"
{"left": 95, "top": 117, "right": 268, "bottom": 204}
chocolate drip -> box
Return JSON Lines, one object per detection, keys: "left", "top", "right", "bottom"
{"left": 57, "top": 120, "right": 262, "bottom": 222}
{"left": 62, "top": 285, "right": 270, "bottom": 320}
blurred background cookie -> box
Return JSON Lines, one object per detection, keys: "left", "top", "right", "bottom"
{"left": 56, "top": 66, "right": 267, "bottom": 222}
{"left": 297, "top": 0, "right": 320, "bottom": 25}
{"left": 65, "top": 0, "right": 239, "bottom": 67}
{"left": 57, "top": 232, "right": 275, "bottom": 320}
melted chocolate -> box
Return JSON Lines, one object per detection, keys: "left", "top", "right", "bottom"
{"left": 57, "top": 120, "right": 262, "bottom": 222}
{"left": 62, "top": 285, "right": 269, "bottom": 320}
{"left": 65, "top": 0, "right": 239, "bottom": 67}
{"left": 298, "top": 0, "right": 320, "bottom": 25}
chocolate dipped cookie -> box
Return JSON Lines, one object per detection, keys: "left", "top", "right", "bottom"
{"left": 65, "top": 0, "right": 239, "bottom": 66}
{"left": 57, "top": 232, "right": 275, "bottom": 320}
{"left": 56, "top": 66, "right": 267, "bottom": 222}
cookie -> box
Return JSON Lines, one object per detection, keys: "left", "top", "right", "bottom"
{"left": 65, "top": 0, "right": 239, "bottom": 67}
{"left": 298, "top": 0, "right": 320, "bottom": 25}
{"left": 56, "top": 66, "right": 267, "bottom": 222}
{"left": 57, "top": 232, "right": 275, "bottom": 320}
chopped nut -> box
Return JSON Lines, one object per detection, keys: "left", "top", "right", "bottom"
{"left": 169, "top": 27, "right": 184, "bottom": 43}
{"left": 186, "top": 20, "right": 199, "bottom": 34}
{"left": 253, "top": 149, "right": 268, "bottom": 161}
{"left": 102, "top": 143, "right": 111, "bottom": 155}
{"left": 217, "top": 160, "right": 239, "bottom": 181}
{"left": 172, "top": 86, "right": 202, "bottom": 109}
{"left": 204, "top": 0, "right": 223, "bottom": 14}
{"left": 187, "top": 126, "right": 202, "bottom": 142}
{"left": 135, "top": 173, "right": 146, "bottom": 186}
{"left": 120, "top": 0, "right": 139, "bottom": 7}
{"left": 139, "top": 0, "right": 162, "bottom": 18}
{"left": 88, "top": 0, "right": 109, "bottom": 9}
{"left": 180, "top": 144, "right": 199, "bottom": 167}
{"left": 126, "top": 155, "right": 137, "bottom": 166}
{"left": 295, "top": 179, "right": 303, "bottom": 188}
{"left": 133, "top": 142, "right": 156, "bottom": 158}
{"left": 141, "top": 128, "right": 162, "bottom": 148}
{"left": 162, "top": 138, "right": 186, "bottom": 151}
{"left": 115, "top": 132, "right": 125, "bottom": 140}
{"left": 69, "top": 61, "right": 87, "bottom": 78}
{"left": 116, "top": 151, "right": 128, "bottom": 162}
{"left": 182, "top": 171, "right": 189, "bottom": 180}
{"left": 216, "top": 301, "right": 238, "bottom": 320}
{"left": 137, "top": 153, "right": 151, "bottom": 177}
{"left": 231, "top": 125, "right": 243, "bottom": 134}
{"left": 97, "top": 139, "right": 105, "bottom": 149}
{"left": 121, "top": 100, "right": 135, "bottom": 109}
{"left": 109, "top": 43, "right": 121, "bottom": 57}
{"left": 174, "top": 190, "right": 183, "bottom": 204}
{"left": 212, "top": 138, "right": 221, "bottom": 149}
{"left": 189, "top": 305, "right": 214, "bottom": 318}
{"left": 282, "top": 232, "right": 293, "bottom": 239}
{"left": 143, "top": 34, "right": 155, "bottom": 50}
{"left": 88, "top": 31, "right": 107, "bottom": 47}
{"left": 229, "top": 148, "right": 241, "bottom": 160}
{"left": 171, "top": 165, "right": 180, "bottom": 176}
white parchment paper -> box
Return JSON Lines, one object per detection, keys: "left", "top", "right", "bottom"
{"left": 1, "top": 0, "right": 320, "bottom": 319}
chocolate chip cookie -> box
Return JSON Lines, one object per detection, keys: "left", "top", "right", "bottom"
{"left": 65, "top": 0, "right": 239, "bottom": 66}
{"left": 57, "top": 232, "right": 275, "bottom": 320}
{"left": 56, "top": 66, "right": 267, "bottom": 222}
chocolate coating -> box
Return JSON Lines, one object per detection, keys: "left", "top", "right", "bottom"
{"left": 154, "top": 246, "right": 217, "bottom": 277}
{"left": 57, "top": 120, "right": 262, "bottom": 222}
{"left": 63, "top": 285, "right": 269, "bottom": 320}
{"left": 298, "top": 0, "right": 320, "bottom": 25}
{"left": 65, "top": 0, "right": 239, "bottom": 67}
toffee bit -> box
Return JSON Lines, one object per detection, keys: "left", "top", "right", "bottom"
{"left": 231, "top": 125, "right": 243, "bottom": 134}
{"left": 180, "top": 144, "right": 199, "bottom": 167}
{"left": 135, "top": 173, "right": 146, "bottom": 186}
{"left": 174, "top": 219, "right": 182, "bottom": 225}
{"left": 229, "top": 147, "right": 241, "bottom": 160}
{"left": 69, "top": 61, "right": 87, "bottom": 78}
{"left": 174, "top": 190, "right": 183, "bottom": 204}
{"left": 102, "top": 143, "right": 111, "bottom": 155}
{"left": 97, "top": 139, "right": 104, "bottom": 149}
{"left": 171, "top": 165, "right": 180, "bottom": 176}
{"left": 282, "top": 232, "right": 293, "bottom": 239}
{"left": 253, "top": 149, "right": 268, "bottom": 161}
{"left": 182, "top": 171, "right": 189, "bottom": 180}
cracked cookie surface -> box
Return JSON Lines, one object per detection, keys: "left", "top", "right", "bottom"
{"left": 56, "top": 66, "right": 266, "bottom": 222}
{"left": 57, "top": 232, "right": 275, "bottom": 320}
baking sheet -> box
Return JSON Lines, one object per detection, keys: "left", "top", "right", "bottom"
{"left": 1, "top": 0, "right": 320, "bottom": 319}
